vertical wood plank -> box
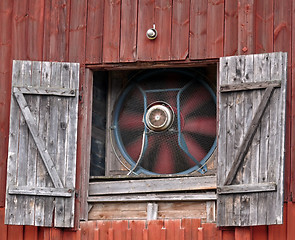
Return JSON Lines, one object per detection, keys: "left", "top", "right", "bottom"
{"left": 68, "top": 0, "right": 87, "bottom": 226}
{"left": 42, "top": 0, "right": 70, "bottom": 62}
{"left": 181, "top": 219, "right": 192, "bottom": 240}
{"left": 103, "top": 0, "right": 121, "bottom": 63}
{"left": 154, "top": 0, "right": 172, "bottom": 61}
{"left": 24, "top": 226, "right": 38, "bottom": 240}
{"left": 8, "top": 225, "right": 24, "bottom": 240}
{"left": 189, "top": 0, "right": 207, "bottom": 59}
{"left": 20, "top": 61, "right": 34, "bottom": 225}
{"left": 40, "top": 61, "right": 54, "bottom": 227}
{"left": 120, "top": 0, "right": 138, "bottom": 62}
{"left": 202, "top": 223, "right": 217, "bottom": 240}
{"left": 64, "top": 63, "right": 80, "bottom": 227}
{"left": 129, "top": 220, "right": 145, "bottom": 240}
{"left": 255, "top": 0, "right": 274, "bottom": 53}
{"left": 137, "top": 0, "right": 155, "bottom": 61}
{"left": 268, "top": 202, "right": 287, "bottom": 240}
{"left": 237, "top": 0, "right": 254, "bottom": 55}
{"left": 165, "top": 219, "right": 181, "bottom": 240}
{"left": 217, "top": 57, "right": 230, "bottom": 226}
{"left": 12, "top": 0, "right": 28, "bottom": 59}
{"left": 97, "top": 220, "right": 113, "bottom": 240}
{"left": 0, "top": 208, "right": 8, "bottom": 240}
{"left": 287, "top": 202, "right": 295, "bottom": 240}
{"left": 234, "top": 227, "right": 251, "bottom": 240}
{"left": 147, "top": 220, "right": 164, "bottom": 240}
{"left": 5, "top": 61, "right": 25, "bottom": 225}
{"left": 171, "top": 0, "right": 190, "bottom": 60}
{"left": 80, "top": 221, "right": 97, "bottom": 240}
{"left": 206, "top": 0, "right": 224, "bottom": 58}
{"left": 86, "top": 0, "right": 104, "bottom": 64}
{"left": 224, "top": 0, "right": 238, "bottom": 56}
{"left": 77, "top": 68, "right": 92, "bottom": 221}
{"left": 267, "top": 52, "right": 286, "bottom": 224}
{"left": 251, "top": 226, "right": 267, "bottom": 240}
{"left": 54, "top": 62, "right": 69, "bottom": 228}
{"left": 220, "top": 230, "right": 235, "bottom": 240}
{"left": 33, "top": 62, "right": 46, "bottom": 226}
{"left": 0, "top": 0, "right": 13, "bottom": 208}
{"left": 273, "top": 0, "right": 292, "bottom": 203}
{"left": 50, "top": 228, "right": 63, "bottom": 240}
{"left": 68, "top": 0, "right": 87, "bottom": 63}
{"left": 27, "top": 0, "right": 45, "bottom": 60}
{"left": 113, "top": 221, "right": 128, "bottom": 240}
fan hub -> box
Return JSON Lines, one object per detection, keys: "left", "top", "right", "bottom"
{"left": 145, "top": 102, "right": 174, "bottom": 132}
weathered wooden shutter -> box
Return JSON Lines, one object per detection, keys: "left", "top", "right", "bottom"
{"left": 5, "top": 60, "right": 79, "bottom": 228}
{"left": 217, "top": 52, "right": 287, "bottom": 226}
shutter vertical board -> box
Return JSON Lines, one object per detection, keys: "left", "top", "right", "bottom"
{"left": 5, "top": 60, "right": 79, "bottom": 228}
{"left": 217, "top": 52, "right": 287, "bottom": 227}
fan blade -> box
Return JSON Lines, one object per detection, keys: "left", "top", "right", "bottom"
{"left": 125, "top": 135, "right": 144, "bottom": 160}
{"left": 181, "top": 87, "right": 211, "bottom": 116}
{"left": 184, "top": 136, "right": 207, "bottom": 165}
{"left": 184, "top": 117, "right": 216, "bottom": 136}
{"left": 153, "top": 142, "right": 174, "bottom": 174}
{"left": 119, "top": 112, "right": 144, "bottom": 130}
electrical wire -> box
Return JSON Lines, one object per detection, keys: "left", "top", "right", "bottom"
{"left": 109, "top": 127, "right": 139, "bottom": 175}
{"left": 127, "top": 131, "right": 146, "bottom": 175}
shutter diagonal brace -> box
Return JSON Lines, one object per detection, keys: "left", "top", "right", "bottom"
{"left": 224, "top": 86, "right": 276, "bottom": 186}
{"left": 13, "top": 88, "right": 64, "bottom": 189}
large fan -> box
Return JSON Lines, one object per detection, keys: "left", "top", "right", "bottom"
{"left": 112, "top": 69, "right": 216, "bottom": 175}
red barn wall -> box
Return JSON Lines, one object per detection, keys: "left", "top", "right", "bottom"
{"left": 0, "top": 0, "right": 295, "bottom": 239}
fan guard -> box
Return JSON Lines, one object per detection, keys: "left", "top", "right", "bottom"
{"left": 112, "top": 69, "right": 216, "bottom": 175}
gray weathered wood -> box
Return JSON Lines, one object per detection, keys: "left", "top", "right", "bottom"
{"left": 14, "top": 86, "right": 76, "bottom": 96}
{"left": 147, "top": 203, "right": 158, "bottom": 220}
{"left": 87, "top": 192, "right": 217, "bottom": 202}
{"left": 5, "top": 61, "right": 79, "bottom": 228}
{"left": 89, "top": 176, "right": 216, "bottom": 196}
{"left": 8, "top": 186, "right": 73, "bottom": 197}
{"left": 217, "top": 183, "right": 276, "bottom": 194}
{"left": 13, "top": 89, "right": 64, "bottom": 189}
{"left": 220, "top": 80, "right": 281, "bottom": 92}
{"left": 224, "top": 86, "right": 276, "bottom": 185}
{"left": 217, "top": 52, "right": 287, "bottom": 227}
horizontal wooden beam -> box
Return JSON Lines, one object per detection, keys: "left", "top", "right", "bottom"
{"left": 89, "top": 176, "right": 216, "bottom": 196}
{"left": 88, "top": 192, "right": 217, "bottom": 202}
{"left": 8, "top": 186, "right": 74, "bottom": 197}
{"left": 220, "top": 80, "right": 281, "bottom": 92}
{"left": 86, "top": 59, "right": 218, "bottom": 71}
{"left": 217, "top": 182, "right": 276, "bottom": 195}
{"left": 13, "top": 86, "right": 76, "bottom": 97}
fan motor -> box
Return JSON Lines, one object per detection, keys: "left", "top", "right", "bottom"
{"left": 145, "top": 102, "right": 174, "bottom": 132}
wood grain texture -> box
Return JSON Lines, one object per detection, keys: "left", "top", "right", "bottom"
{"left": 68, "top": 0, "right": 87, "bottom": 63}
{"left": 103, "top": 0, "right": 121, "bottom": 63}
{"left": 189, "top": 0, "right": 207, "bottom": 59}
{"left": 224, "top": 0, "right": 238, "bottom": 56}
{"left": 206, "top": 0, "right": 224, "bottom": 58}
{"left": 0, "top": 0, "right": 13, "bottom": 208}
{"left": 5, "top": 61, "right": 79, "bottom": 228}
{"left": 137, "top": 0, "right": 155, "bottom": 61}
{"left": 89, "top": 176, "right": 216, "bottom": 195}
{"left": 120, "top": 0, "right": 138, "bottom": 62}
{"left": 171, "top": 0, "right": 190, "bottom": 60}
{"left": 86, "top": 0, "right": 104, "bottom": 64}
{"left": 255, "top": 0, "right": 273, "bottom": 53}
{"left": 217, "top": 52, "right": 287, "bottom": 227}
{"left": 237, "top": 0, "right": 254, "bottom": 55}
